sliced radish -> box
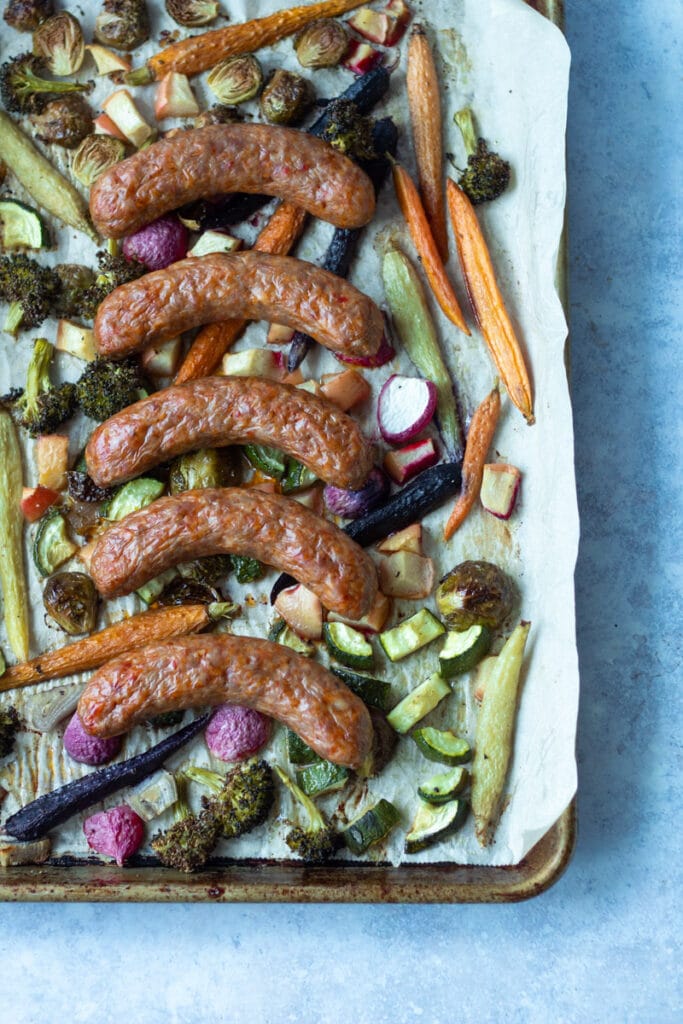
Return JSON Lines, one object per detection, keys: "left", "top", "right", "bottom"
{"left": 335, "top": 333, "right": 395, "bottom": 368}
{"left": 383, "top": 437, "right": 439, "bottom": 485}
{"left": 376, "top": 551, "right": 434, "bottom": 599}
{"left": 35, "top": 435, "right": 69, "bottom": 491}
{"left": 320, "top": 369, "right": 371, "bottom": 411}
{"left": 324, "top": 467, "right": 389, "bottom": 520}
{"left": 327, "top": 590, "right": 392, "bottom": 635}
{"left": 102, "top": 90, "right": 154, "bottom": 148}
{"left": 220, "top": 348, "right": 284, "bottom": 380}
{"left": 141, "top": 337, "right": 183, "bottom": 378}
{"left": 480, "top": 463, "right": 522, "bottom": 520}
{"left": 267, "top": 323, "right": 295, "bottom": 346}
{"left": 347, "top": 8, "right": 391, "bottom": 44}
{"left": 56, "top": 320, "right": 96, "bottom": 362}
{"left": 377, "top": 374, "right": 437, "bottom": 444}
{"left": 21, "top": 485, "right": 60, "bottom": 523}
{"left": 154, "top": 72, "right": 199, "bottom": 120}
{"left": 274, "top": 584, "right": 323, "bottom": 640}
{"left": 383, "top": 0, "right": 412, "bottom": 44}
{"left": 341, "top": 40, "right": 384, "bottom": 76}
{"left": 376, "top": 522, "right": 423, "bottom": 555}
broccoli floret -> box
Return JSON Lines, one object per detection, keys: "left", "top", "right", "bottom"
{"left": 230, "top": 555, "right": 264, "bottom": 584}
{"left": 180, "top": 555, "right": 233, "bottom": 587}
{"left": 320, "top": 99, "right": 376, "bottom": 160}
{"left": 185, "top": 760, "right": 275, "bottom": 839}
{"left": 11, "top": 337, "right": 76, "bottom": 436}
{"left": 53, "top": 264, "right": 97, "bottom": 321}
{"left": 0, "top": 52, "right": 90, "bottom": 114}
{"left": 274, "top": 765, "right": 339, "bottom": 862}
{"left": 0, "top": 254, "right": 61, "bottom": 337}
{"left": 453, "top": 107, "right": 511, "bottom": 205}
{"left": 75, "top": 358, "right": 145, "bottom": 421}
{"left": 78, "top": 250, "right": 147, "bottom": 322}
{"left": 0, "top": 707, "right": 20, "bottom": 759}
{"left": 150, "top": 777, "right": 219, "bottom": 872}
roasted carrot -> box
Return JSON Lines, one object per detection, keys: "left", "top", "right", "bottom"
{"left": 406, "top": 24, "right": 449, "bottom": 262}
{"left": 0, "top": 602, "right": 237, "bottom": 693}
{"left": 127, "top": 0, "right": 366, "bottom": 82}
{"left": 443, "top": 385, "right": 500, "bottom": 540}
{"left": 174, "top": 201, "right": 308, "bottom": 383}
{"left": 446, "top": 178, "right": 535, "bottom": 424}
{"left": 392, "top": 161, "right": 469, "bottom": 335}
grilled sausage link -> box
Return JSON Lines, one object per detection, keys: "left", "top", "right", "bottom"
{"left": 85, "top": 377, "right": 374, "bottom": 490}
{"left": 90, "top": 488, "right": 378, "bottom": 619}
{"left": 94, "top": 252, "right": 385, "bottom": 361}
{"left": 89, "top": 124, "right": 376, "bottom": 238}
{"left": 78, "top": 634, "right": 374, "bottom": 769}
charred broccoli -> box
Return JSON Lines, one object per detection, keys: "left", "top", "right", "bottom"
{"left": 185, "top": 760, "right": 275, "bottom": 839}
{"left": 230, "top": 555, "right": 264, "bottom": 585}
{"left": 150, "top": 777, "right": 219, "bottom": 872}
{"left": 11, "top": 337, "right": 76, "bottom": 436}
{"left": 0, "top": 706, "right": 20, "bottom": 759}
{"left": 78, "top": 250, "right": 147, "bottom": 321}
{"left": 0, "top": 254, "right": 60, "bottom": 337}
{"left": 274, "top": 765, "right": 339, "bottom": 862}
{"left": 320, "top": 99, "right": 376, "bottom": 160}
{"left": 53, "top": 264, "right": 97, "bottom": 320}
{"left": 0, "top": 52, "right": 90, "bottom": 114}
{"left": 75, "top": 358, "right": 145, "bottom": 421}
{"left": 453, "top": 107, "right": 511, "bottom": 205}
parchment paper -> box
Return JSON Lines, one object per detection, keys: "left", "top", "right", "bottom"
{"left": 0, "top": 0, "right": 575, "bottom": 866}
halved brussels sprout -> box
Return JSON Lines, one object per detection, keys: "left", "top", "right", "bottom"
{"left": 43, "top": 571, "right": 99, "bottom": 635}
{"left": 71, "top": 134, "right": 125, "bottom": 187}
{"left": 165, "top": 0, "right": 220, "bottom": 27}
{"left": 32, "top": 11, "right": 85, "bottom": 76}
{"left": 207, "top": 54, "right": 263, "bottom": 105}
{"left": 294, "top": 18, "right": 349, "bottom": 69}
{"left": 260, "top": 69, "right": 312, "bottom": 125}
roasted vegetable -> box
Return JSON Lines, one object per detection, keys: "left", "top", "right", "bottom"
{"left": 453, "top": 107, "right": 511, "bottom": 205}
{"left": 436, "top": 560, "right": 517, "bottom": 631}
{"left": 294, "top": 18, "right": 349, "bottom": 68}
{"left": 179, "top": 555, "right": 233, "bottom": 587}
{"left": 0, "top": 197, "right": 49, "bottom": 251}
{"left": 32, "top": 11, "right": 85, "bottom": 76}
{"left": 0, "top": 255, "right": 60, "bottom": 337}
{"left": 75, "top": 358, "right": 145, "bottom": 421}
{"left": 53, "top": 264, "right": 97, "bottom": 319}
{"left": 404, "top": 798, "right": 468, "bottom": 853}
{"left": 230, "top": 555, "right": 264, "bottom": 585}
{"left": 150, "top": 775, "right": 219, "bottom": 872}
{"left": 0, "top": 413, "right": 30, "bottom": 660}
{"left": 386, "top": 672, "right": 450, "bottom": 734}
{"left": 204, "top": 708, "right": 271, "bottom": 763}
{"left": 157, "top": 577, "right": 221, "bottom": 606}
{"left": 71, "top": 134, "right": 125, "bottom": 188}
{"left": 83, "top": 804, "right": 144, "bottom": 865}
{"left": 193, "top": 103, "right": 243, "bottom": 128}
{"left": 9, "top": 337, "right": 75, "bottom": 437}
{"left": 169, "top": 448, "right": 231, "bottom": 494}
{"left": 260, "top": 69, "right": 312, "bottom": 125}
{"left": 185, "top": 760, "right": 275, "bottom": 839}
{"left": 63, "top": 711, "right": 121, "bottom": 766}
{"left": 0, "top": 706, "right": 20, "bottom": 759}
{"left": 77, "top": 249, "right": 147, "bottom": 322}
{"left": 343, "top": 798, "right": 400, "bottom": 855}
{"left": 95, "top": 0, "right": 150, "bottom": 52}
{"left": 32, "top": 508, "right": 77, "bottom": 577}
{"left": 0, "top": 52, "right": 90, "bottom": 115}
{"left": 443, "top": 385, "right": 501, "bottom": 540}
{"left": 379, "top": 609, "right": 445, "bottom": 663}
{"left": 274, "top": 765, "right": 338, "bottom": 862}
{"left": 319, "top": 97, "right": 375, "bottom": 158}
{"left": 43, "top": 571, "right": 99, "bottom": 635}
{"left": 4, "top": 0, "right": 54, "bottom": 32}
{"left": 166, "top": 0, "right": 220, "bottom": 26}
{"left": 207, "top": 54, "right": 263, "bottom": 105}
{"left": 30, "top": 93, "right": 92, "bottom": 149}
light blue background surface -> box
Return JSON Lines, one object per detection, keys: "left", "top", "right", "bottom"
{"left": 0, "top": 2, "right": 681, "bottom": 1021}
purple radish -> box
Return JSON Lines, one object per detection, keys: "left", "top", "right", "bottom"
{"left": 122, "top": 215, "right": 189, "bottom": 271}
{"left": 63, "top": 713, "right": 122, "bottom": 766}
{"left": 205, "top": 704, "right": 272, "bottom": 762}
{"left": 323, "top": 466, "right": 390, "bottom": 519}
{"left": 335, "top": 333, "right": 395, "bottom": 368}
{"left": 377, "top": 374, "right": 438, "bottom": 444}
{"left": 83, "top": 805, "right": 144, "bottom": 866}
{"left": 383, "top": 437, "right": 439, "bottom": 485}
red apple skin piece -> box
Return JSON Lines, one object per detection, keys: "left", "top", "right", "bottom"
{"left": 274, "top": 584, "right": 324, "bottom": 640}
{"left": 376, "top": 551, "right": 434, "bottom": 599}
{"left": 20, "top": 486, "right": 61, "bottom": 523}
{"left": 480, "top": 463, "right": 522, "bottom": 520}
{"left": 376, "top": 522, "right": 423, "bottom": 555}
{"left": 383, "top": 437, "right": 439, "bottom": 485}
{"left": 94, "top": 113, "right": 129, "bottom": 143}
{"left": 342, "top": 40, "right": 384, "bottom": 75}
{"left": 326, "top": 590, "right": 392, "bottom": 635}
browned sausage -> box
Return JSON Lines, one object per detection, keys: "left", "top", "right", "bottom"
{"left": 77, "top": 634, "right": 374, "bottom": 769}
{"left": 90, "top": 488, "right": 378, "bottom": 619}
{"left": 89, "top": 124, "right": 376, "bottom": 238}
{"left": 94, "top": 252, "right": 385, "bottom": 361}
{"left": 85, "top": 377, "right": 374, "bottom": 490}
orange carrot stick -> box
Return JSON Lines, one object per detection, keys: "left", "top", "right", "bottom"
{"left": 174, "top": 201, "right": 308, "bottom": 384}
{"left": 393, "top": 161, "right": 470, "bottom": 335}
{"left": 406, "top": 23, "right": 449, "bottom": 261}
{"left": 446, "top": 178, "right": 534, "bottom": 424}
{"left": 443, "top": 385, "right": 500, "bottom": 540}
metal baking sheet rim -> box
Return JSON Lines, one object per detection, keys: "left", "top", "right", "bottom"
{"left": 0, "top": 0, "right": 576, "bottom": 904}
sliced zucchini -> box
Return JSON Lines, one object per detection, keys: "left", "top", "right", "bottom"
{"left": 136, "top": 568, "right": 178, "bottom": 605}
{"left": 0, "top": 198, "right": 49, "bottom": 250}
{"left": 404, "top": 799, "right": 468, "bottom": 853}
{"left": 386, "top": 672, "right": 451, "bottom": 735}
{"left": 33, "top": 509, "right": 77, "bottom": 577}
{"left": 286, "top": 729, "right": 321, "bottom": 767}
{"left": 343, "top": 798, "right": 401, "bottom": 855}
{"left": 379, "top": 608, "right": 445, "bottom": 662}
{"left": 105, "top": 478, "right": 165, "bottom": 521}
{"left": 281, "top": 458, "right": 317, "bottom": 494}
{"left": 417, "top": 766, "right": 469, "bottom": 805}
{"left": 439, "top": 624, "right": 492, "bottom": 678}
{"left": 296, "top": 760, "right": 350, "bottom": 797}
{"left": 323, "top": 621, "right": 374, "bottom": 670}
{"left": 243, "top": 444, "right": 287, "bottom": 479}
{"left": 268, "top": 618, "right": 315, "bottom": 656}
{"left": 412, "top": 727, "right": 472, "bottom": 766}
{"left": 330, "top": 667, "right": 392, "bottom": 711}
{"left": 0, "top": 649, "right": 6, "bottom": 677}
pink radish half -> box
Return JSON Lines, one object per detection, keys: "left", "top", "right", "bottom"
{"left": 335, "top": 333, "right": 395, "bottom": 368}
{"left": 383, "top": 437, "right": 439, "bottom": 485}
{"left": 377, "top": 374, "right": 438, "bottom": 444}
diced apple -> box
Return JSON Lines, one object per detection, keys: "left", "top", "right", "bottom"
{"left": 188, "top": 230, "right": 242, "bottom": 258}
{"left": 383, "top": 0, "right": 412, "bottom": 44}
{"left": 35, "top": 435, "right": 69, "bottom": 491}
{"left": 383, "top": 437, "right": 439, "bottom": 485}
{"left": 292, "top": 484, "right": 324, "bottom": 514}
{"left": 20, "top": 486, "right": 60, "bottom": 523}
{"left": 376, "top": 551, "right": 435, "bottom": 600}
{"left": 281, "top": 368, "right": 304, "bottom": 386}
{"left": 274, "top": 585, "right": 323, "bottom": 640}
{"left": 480, "top": 463, "right": 522, "bottom": 520}
{"left": 296, "top": 379, "right": 322, "bottom": 397}
{"left": 320, "top": 368, "right": 371, "bottom": 411}
{"left": 141, "top": 337, "right": 183, "bottom": 378}
{"left": 154, "top": 72, "right": 199, "bottom": 120}
{"left": 267, "top": 323, "right": 295, "bottom": 346}
{"left": 55, "top": 320, "right": 96, "bottom": 362}
{"left": 347, "top": 8, "right": 390, "bottom": 44}
{"left": 102, "top": 90, "right": 154, "bottom": 148}
{"left": 93, "top": 112, "right": 129, "bottom": 142}
{"left": 327, "top": 590, "right": 392, "bottom": 635}
{"left": 376, "top": 522, "right": 423, "bottom": 555}
{"left": 76, "top": 538, "right": 97, "bottom": 572}
{"left": 220, "top": 348, "right": 284, "bottom": 380}
{"left": 86, "top": 44, "right": 132, "bottom": 75}
{"left": 342, "top": 40, "right": 384, "bottom": 75}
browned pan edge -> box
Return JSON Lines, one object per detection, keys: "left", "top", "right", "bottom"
{"left": 0, "top": 0, "right": 575, "bottom": 904}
